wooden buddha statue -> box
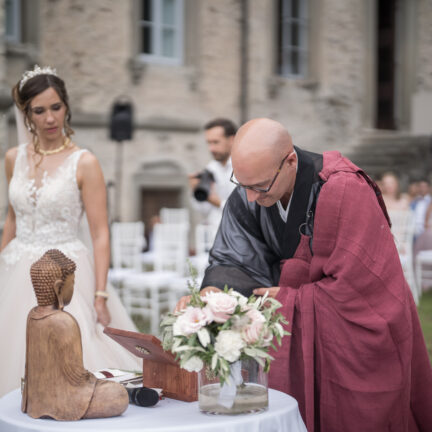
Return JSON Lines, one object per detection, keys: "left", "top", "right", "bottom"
{"left": 22, "top": 249, "right": 129, "bottom": 420}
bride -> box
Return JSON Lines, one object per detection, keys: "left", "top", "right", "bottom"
{"left": 0, "top": 66, "right": 140, "bottom": 397}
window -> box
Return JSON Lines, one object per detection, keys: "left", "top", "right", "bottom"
{"left": 278, "top": 0, "right": 308, "bottom": 77}
{"left": 138, "top": 0, "right": 184, "bottom": 65}
{"left": 5, "top": 0, "right": 38, "bottom": 47}
{"left": 5, "top": 0, "right": 21, "bottom": 44}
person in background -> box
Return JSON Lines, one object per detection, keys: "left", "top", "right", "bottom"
{"left": 414, "top": 180, "right": 432, "bottom": 278}
{"left": 380, "top": 171, "right": 410, "bottom": 211}
{"left": 413, "top": 179, "right": 431, "bottom": 239}
{"left": 189, "top": 118, "right": 237, "bottom": 227}
{"left": 408, "top": 179, "right": 421, "bottom": 211}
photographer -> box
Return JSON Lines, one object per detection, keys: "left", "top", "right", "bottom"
{"left": 189, "top": 118, "right": 237, "bottom": 226}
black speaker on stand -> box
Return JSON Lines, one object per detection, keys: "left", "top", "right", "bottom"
{"left": 110, "top": 99, "right": 134, "bottom": 222}
{"left": 110, "top": 100, "right": 133, "bottom": 142}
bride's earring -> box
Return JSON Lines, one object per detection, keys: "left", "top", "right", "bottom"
{"left": 28, "top": 121, "right": 37, "bottom": 136}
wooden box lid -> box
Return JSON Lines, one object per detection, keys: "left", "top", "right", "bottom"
{"left": 103, "top": 327, "right": 198, "bottom": 402}
{"left": 103, "top": 327, "right": 177, "bottom": 364}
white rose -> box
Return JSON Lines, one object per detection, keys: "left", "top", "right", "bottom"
{"left": 173, "top": 306, "right": 213, "bottom": 336}
{"left": 215, "top": 330, "right": 245, "bottom": 362}
{"left": 183, "top": 356, "right": 204, "bottom": 372}
{"left": 202, "top": 292, "right": 238, "bottom": 323}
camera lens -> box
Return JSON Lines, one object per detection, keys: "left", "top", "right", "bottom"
{"left": 194, "top": 170, "right": 215, "bottom": 202}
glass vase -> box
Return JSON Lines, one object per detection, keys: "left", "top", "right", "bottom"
{"left": 198, "top": 358, "right": 268, "bottom": 415}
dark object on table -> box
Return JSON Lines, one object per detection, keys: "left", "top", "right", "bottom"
{"left": 126, "top": 386, "right": 159, "bottom": 407}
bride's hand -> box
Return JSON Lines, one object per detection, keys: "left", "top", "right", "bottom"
{"left": 94, "top": 297, "right": 111, "bottom": 327}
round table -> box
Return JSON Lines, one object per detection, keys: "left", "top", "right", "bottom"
{"left": 0, "top": 388, "right": 307, "bottom": 432}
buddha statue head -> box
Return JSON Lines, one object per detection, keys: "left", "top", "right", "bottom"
{"left": 30, "top": 249, "right": 76, "bottom": 310}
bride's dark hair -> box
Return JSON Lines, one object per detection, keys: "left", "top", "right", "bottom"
{"left": 12, "top": 73, "right": 74, "bottom": 148}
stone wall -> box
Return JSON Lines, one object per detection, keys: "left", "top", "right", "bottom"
{"left": 416, "top": 0, "right": 432, "bottom": 92}
{"left": 411, "top": 0, "right": 432, "bottom": 134}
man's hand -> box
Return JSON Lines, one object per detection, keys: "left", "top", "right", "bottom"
{"left": 188, "top": 173, "right": 200, "bottom": 190}
{"left": 253, "top": 287, "right": 280, "bottom": 298}
{"left": 207, "top": 191, "right": 222, "bottom": 208}
{"left": 174, "top": 286, "right": 221, "bottom": 313}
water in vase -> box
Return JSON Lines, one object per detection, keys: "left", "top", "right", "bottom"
{"left": 199, "top": 383, "right": 268, "bottom": 415}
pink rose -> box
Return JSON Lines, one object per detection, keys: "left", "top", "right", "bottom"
{"left": 261, "top": 327, "right": 273, "bottom": 347}
{"left": 242, "top": 308, "right": 266, "bottom": 344}
{"left": 202, "top": 292, "right": 238, "bottom": 323}
{"left": 173, "top": 306, "right": 213, "bottom": 336}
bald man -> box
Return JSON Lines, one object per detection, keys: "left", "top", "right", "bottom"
{"left": 176, "top": 118, "right": 432, "bottom": 432}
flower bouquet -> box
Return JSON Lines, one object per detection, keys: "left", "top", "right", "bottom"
{"left": 161, "top": 281, "right": 289, "bottom": 415}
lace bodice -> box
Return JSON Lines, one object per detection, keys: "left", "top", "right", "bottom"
{"left": 2, "top": 144, "right": 88, "bottom": 266}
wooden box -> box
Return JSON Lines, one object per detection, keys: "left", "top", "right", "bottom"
{"left": 103, "top": 327, "right": 197, "bottom": 402}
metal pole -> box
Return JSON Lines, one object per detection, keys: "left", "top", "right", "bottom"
{"left": 114, "top": 140, "right": 123, "bottom": 222}
{"left": 240, "top": 0, "right": 249, "bottom": 124}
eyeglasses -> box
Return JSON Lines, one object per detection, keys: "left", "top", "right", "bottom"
{"left": 230, "top": 153, "right": 291, "bottom": 194}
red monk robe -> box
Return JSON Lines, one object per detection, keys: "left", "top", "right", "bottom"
{"left": 269, "top": 151, "right": 432, "bottom": 432}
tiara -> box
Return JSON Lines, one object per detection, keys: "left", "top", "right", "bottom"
{"left": 19, "top": 65, "right": 58, "bottom": 91}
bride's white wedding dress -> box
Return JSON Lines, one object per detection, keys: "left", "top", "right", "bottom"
{"left": 0, "top": 144, "right": 141, "bottom": 397}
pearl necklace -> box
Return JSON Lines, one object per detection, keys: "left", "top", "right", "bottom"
{"left": 36, "top": 137, "right": 71, "bottom": 156}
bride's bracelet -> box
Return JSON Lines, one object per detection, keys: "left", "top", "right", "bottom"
{"left": 95, "top": 290, "right": 109, "bottom": 300}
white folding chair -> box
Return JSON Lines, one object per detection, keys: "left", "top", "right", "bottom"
{"left": 168, "top": 272, "right": 204, "bottom": 312}
{"left": 122, "top": 223, "right": 189, "bottom": 335}
{"left": 138, "top": 208, "right": 190, "bottom": 272}
{"left": 389, "top": 210, "right": 419, "bottom": 303}
{"left": 108, "top": 221, "right": 146, "bottom": 296}
{"left": 169, "top": 224, "right": 218, "bottom": 312}
{"left": 187, "top": 223, "right": 218, "bottom": 280}
{"left": 160, "top": 207, "right": 190, "bottom": 227}
{"left": 195, "top": 223, "right": 218, "bottom": 256}
{"left": 415, "top": 249, "right": 432, "bottom": 295}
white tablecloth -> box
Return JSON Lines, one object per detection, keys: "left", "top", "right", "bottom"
{"left": 0, "top": 389, "right": 306, "bottom": 432}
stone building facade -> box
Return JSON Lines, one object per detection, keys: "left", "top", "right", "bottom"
{"left": 1, "top": 0, "right": 432, "bottom": 236}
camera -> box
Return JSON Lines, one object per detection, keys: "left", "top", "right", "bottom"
{"left": 194, "top": 169, "right": 215, "bottom": 202}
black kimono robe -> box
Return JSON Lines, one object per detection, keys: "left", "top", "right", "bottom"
{"left": 201, "top": 146, "right": 323, "bottom": 295}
